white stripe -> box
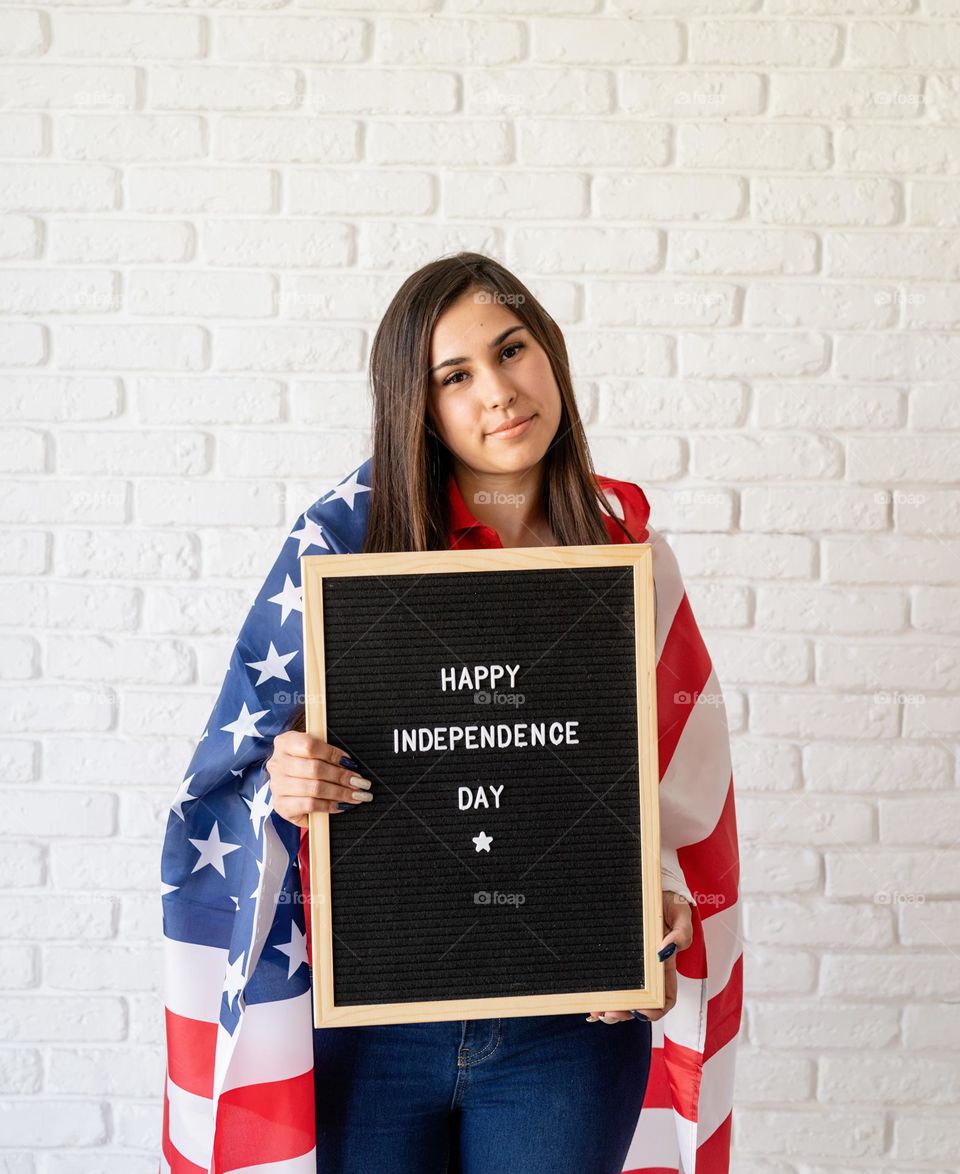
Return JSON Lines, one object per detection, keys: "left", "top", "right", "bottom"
{"left": 160, "top": 1154, "right": 171, "bottom": 1174}
{"left": 703, "top": 898, "right": 742, "bottom": 1001}
{"left": 674, "top": 1105, "right": 699, "bottom": 1174}
{"left": 663, "top": 972, "right": 707, "bottom": 1054}
{"left": 167, "top": 1073, "right": 215, "bottom": 1171}
{"left": 215, "top": 810, "right": 289, "bottom": 1098}
{"left": 226, "top": 1152, "right": 317, "bottom": 1174}
{"left": 659, "top": 667, "right": 732, "bottom": 848}
{"left": 220, "top": 990, "right": 314, "bottom": 1092}
{"left": 696, "top": 1034, "right": 738, "bottom": 1141}
{"left": 648, "top": 525, "right": 686, "bottom": 661}
{"left": 622, "top": 1106, "right": 680, "bottom": 1170}
{"left": 164, "top": 936, "right": 228, "bottom": 1023}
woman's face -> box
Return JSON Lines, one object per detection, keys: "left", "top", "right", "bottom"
{"left": 426, "top": 288, "right": 562, "bottom": 477}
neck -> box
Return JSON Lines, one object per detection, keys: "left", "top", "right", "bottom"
{"left": 452, "top": 460, "right": 551, "bottom": 547}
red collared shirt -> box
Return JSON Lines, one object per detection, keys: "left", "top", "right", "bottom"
{"left": 446, "top": 469, "right": 650, "bottom": 549}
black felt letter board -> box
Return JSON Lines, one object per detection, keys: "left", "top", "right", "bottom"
{"left": 303, "top": 553, "right": 661, "bottom": 1025}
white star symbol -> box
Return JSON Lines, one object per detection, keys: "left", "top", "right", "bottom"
{"left": 242, "top": 780, "right": 273, "bottom": 839}
{"left": 171, "top": 773, "right": 199, "bottom": 821}
{"left": 250, "top": 853, "right": 265, "bottom": 899}
{"left": 288, "top": 516, "right": 330, "bottom": 557}
{"left": 268, "top": 573, "right": 303, "bottom": 625}
{"left": 274, "top": 922, "right": 309, "bottom": 979}
{"left": 245, "top": 641, "right": 298, "bottom": 686}
{"left": 473, "top": 831, "right": 493, "bottom": 853}
{"left": 328, "top": 470, "right": 371, "bottom": 511}
{"left": 188, "top": 821, "right": 242, "bottom": 878}
{"left": 223, "top": 951, "right": 246, "bottom": 1011}
{"left": 160, "top": 881, "right": 179, "bottom": 896}
{"left": 221, "top": 701, "right": 270, "bottom": 754}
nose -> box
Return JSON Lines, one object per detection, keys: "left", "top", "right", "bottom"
{"left": 482, "top": 375, "right": 517, "bottom": 410}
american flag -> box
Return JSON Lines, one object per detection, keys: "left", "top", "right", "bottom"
{"left": 159, "top": 456, "right": 741, "bottom": 1174}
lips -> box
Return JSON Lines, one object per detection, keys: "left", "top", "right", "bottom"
{"left": 489, "top": 413, "right": 535, "bottom": 435}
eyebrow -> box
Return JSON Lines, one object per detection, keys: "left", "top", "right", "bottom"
{"left": 428, "top": 324, "right": 526, "bottom": 375}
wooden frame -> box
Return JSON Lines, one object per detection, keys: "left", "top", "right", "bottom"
{"left": 302, "top": 543, "right": 663, "bottom": 1027}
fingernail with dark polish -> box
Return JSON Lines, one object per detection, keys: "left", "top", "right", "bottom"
{"left": 658, "top": 943, "right": 678, "bottom": 961}
{"left": 336, "top": 802, "right": 354, "bottom": 811}
{"left": 339, "top": 756, "right": 360, "bottom": 770}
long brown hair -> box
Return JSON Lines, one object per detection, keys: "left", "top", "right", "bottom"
{"left": 362, "top": 251, "right": 638, "bottom": 553}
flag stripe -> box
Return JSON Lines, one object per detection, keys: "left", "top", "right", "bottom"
{"left": 226, "top": 1155, "right": 318, "bottom": 1174}
{"left": 164, "top": 937, "right": 229, "bottom": 1023}
{"left": 220, "top": 992, "right": 313, "bottom": 1092}
{"left": 167, "top": 1075, "right": 216, "bottom": 1171}
{"left": 216, "top": 1071, "right": 315, "bottom": 1173}
{"left": 166, "top": 1009, "right": 216, "bottom": 1099}
{"left": 622, "top": 1106, "right": 681, "bottom": 1170}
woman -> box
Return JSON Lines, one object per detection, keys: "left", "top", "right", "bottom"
{"left": 160, "top": 253, "right": 741, "bottom": 1174}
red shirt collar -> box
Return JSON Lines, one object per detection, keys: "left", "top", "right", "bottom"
{"left": 446, "top": 471, "right": 647, "bottom": 547}
{"left": 447, "top": 470, "right": 485, "bottom": 535}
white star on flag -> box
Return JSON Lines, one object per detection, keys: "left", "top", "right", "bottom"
{"left": 243, "top": 781, "right": 273, "bottom": 839}
{"left": 188, "top": 821, "right": 242, "bottom": 878}
{"left": 274, "top": 922, "right": 309, "bottom": 979}
{"left": 171, "top": 773, "right": 199, "bottom": 821}
{"left": 328, "top": 470, "right": 371, "bottom": 511}
{"left": 223, "top": 951, "right": 246, "bottom": 1011}
{"left": 221, "top": 701, "right": 270, "bottom": 753}
{"left": 288, "top": 517, "right": 329, "bottom": 557}
{"left": 245, "top": 641, "right": 298, "bottom": 686}
{"left": 268, "top": 574, "right": 303, "bottom": 625}
{"left": 250, "top": 853, "right": 265, "bottom": 900}
{"left": 473, "top": 831, "right": 493, "bottom": 853}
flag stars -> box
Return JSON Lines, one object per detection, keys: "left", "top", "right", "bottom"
{"left": 288, "top": 517, "right": 329, "bottom": 557}
{"left": 243, "top": 781, "right": 273, "bottom": 840}
{"left": 245, "top": 641, "right": 298, "bottom": 686}
{"left": 223, "top": 951, "right": 246, "bottom": 1012}
{"left": 274, "top": 922, "right": 309, "bottom": 979}
{"left": 171, "top": 773, "right": 199, "bottom": 821}
{"left": 328, "top": 470, "right": 371, "bottom": 511}
{"left": 221, "top": 701, "right": 270, "bottom": 754}
{"left": 188, "top": 821, "right": 242, "bottom": 878}
{"left": 268, "top": 574, "right": 303, "bottom": 625}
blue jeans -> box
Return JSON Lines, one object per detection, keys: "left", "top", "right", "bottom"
{"left": 313, "top": 1011, "right": 652, "bottom": 1174}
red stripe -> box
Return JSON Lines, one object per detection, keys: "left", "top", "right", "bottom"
{"left": 656, "top": 593, "right": 713, "bottom": 777}
{"left": 641, "top": 1044, "right": 673, "bottom": 1110}
{"left": 214, "top": 1068, "right": 315, "bottom": 1172}
{"left": 704, "top": 952, "right": 743, "bottom": 1064}
{"left": 662, "top": 1035, "right": 702, "bottom": 1122}
{"left": 678, "top": 776, "right": 740, "bottom": 921}
{"left": 696, "top": 1106, "right": 733, "bottom": 1174}
{"left": 161, "top": 1072, "right": 208, "bottom": 1174}
{"left": 165, "top": 1007, "right": 217, "bottom": 1099}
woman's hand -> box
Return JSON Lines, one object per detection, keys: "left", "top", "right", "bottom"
{"left": 266, "top": 731, "right": 373, "bottom": 829}
{"left": 586, "top": 890, "right": 695, "bottom": 1024}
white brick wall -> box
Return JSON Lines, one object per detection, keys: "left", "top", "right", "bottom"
{"left": 2, "top": 4, "right": 958, "bottom": 1170}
